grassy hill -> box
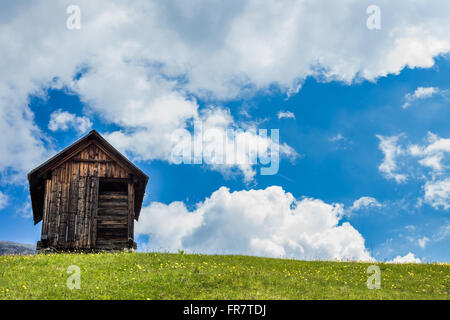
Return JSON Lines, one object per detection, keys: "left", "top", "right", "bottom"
{"left": 0, "top": 252, "right": 448, "bottom": 300}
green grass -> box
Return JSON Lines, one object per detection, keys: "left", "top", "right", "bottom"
{"left": 0, "top": 252, "right": 448, "bottom": 300}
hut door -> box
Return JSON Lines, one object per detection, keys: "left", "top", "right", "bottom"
{"left": 96, "top": 179, "right": 129, "bottom": 249}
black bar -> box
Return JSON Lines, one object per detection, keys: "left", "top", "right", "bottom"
{"left": 1, "top": 300, "right": 447, "bottom": 318}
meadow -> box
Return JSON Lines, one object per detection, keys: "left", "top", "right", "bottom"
{"left": 0, "top": 252, "right": 448, "bottom": 300}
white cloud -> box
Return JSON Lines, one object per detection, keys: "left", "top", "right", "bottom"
{"left": 48, "top": 109, "right": 92, "bottom": 134}
{"left": 105, "top": 106, "right": 298, "bottom": 182}
{"left": 424, "top": 178, "right": 450, "bottom": 210}
{"left": 376, "top": 135, "right": 407, "bottom": 183}
{"left": 136, "top": 186, "right": 373, "bottom": 261}
{"left": 411, "top": 132, "right": 450, "bottom": 173}
{"left": 277, "top": 110, "right": 295, "bottom": 120}
{"left": 330, "top": 133, "right": 345, "bottom": 142}
{"left": 0, "top": 95, "right": 51, "bottom": 183}
{"left": 0, "top": 192, "right": 8, "bottom": 210}
{"left": 388, "top": 252, "right": 421, "bottom": 264}
{"left": 417, "top": 236, "right": 429, "bottom": 249}
{"left": 402, "top": 86, "right": 440, "bottom": 109}
{"left": 377, "top": 133, "right": 450, "bottom": 210}
{"left": 434, "top": 223, "right": 450, "bottom": 241}
{"left": 350, "top": 196, "right": 382, "bottom": 211}
{"left": 17, "top": 197, "right": 32, "bottom": 218}
{"left": 136, "top": 201, "right": 203, "bottom": 250}
{"left": 329, "top": 133, "right": 353, "bottom": 150}
{"left": 413, "top": 87, "right": 439, "bottom": 99}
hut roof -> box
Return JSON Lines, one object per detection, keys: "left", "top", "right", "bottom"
{"left": 28, "top": 130, "right": 149, "bottom": 225}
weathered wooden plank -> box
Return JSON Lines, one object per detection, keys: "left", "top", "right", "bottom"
{"left": 75, "top": 176, "right": 86, "bottom": 248}
{"left": 46, "top": 174, "right": 56, "bottom": 245}
{"left": 99, "top": 151, "right": 106, "bottom": 177}
{"left": 41, "top": 178, "right": 51, "bottom": 238}
{"left": 97, "top": 196, "right": 128, "bottom": 207}
{"left": 82, "top": 149, "right": 89, "bottom": 176}
{"left": 66, "top": 162, "right": 78, "bottom": 247}
{"left": 97, "top": 201, "right": 129, "bottom": 208}
{"left": 47, "top": 172, "right": 56, "bottom": 244}
{"left": 57, "top": 182, "right": 69, "bottom": 247}
{"left": 94, "top": 144, "right": 100, "bottom": 160}
{"left": 97, "top": 228, "right": 127, "bottom": 235}
{"left": 96, "top": 239, "right": 128, "bottom": 245}
{"left": 52, "top": 180, "right": 63, "bottom": 247}
{"left": 96, "top": 215, "right": 128, "bottom": 222}
{"left": 97, "top": 221, "right": 128, "bottom": 227}
{"left": 61, "top": 163, "right": 65, "bottom": 183}
{"left": 71, "top": 159, "right": 114, "bottom": 164}
{"left": 79, "top": 149, "right": 85, "bottom": 177}
{"left": 65, "top": 162, "right": 70, "bottom": 183}
{"left": 98, "top": 195, "right": 128, "bottom": 201}
{"left": 97, "top": 209, "right": 128, "bottom": 216}
{"left": 90, "top": 173, "right": 99, "bottom": 248}
{"left": 105, "top": 161, "right": 109, "bottom": 178}
{"left": 110, "top": 161, "right": 115, "bottom": 178}
{"left": 89, "top": 144, "right": 95, "bottom": 160}
{"left": 120, "top": 167, "right": 127, "bottom": 178}
{"left": 82, "top": 175, "right": 92, "bottom": 248}
{"left": 98, "top": 201, "right": 127, "bottom": 207}
{"left": 97, "top": 235, "right": 128, "bottom": 241}
{"left": 128, "top": 182, "right": 134, "bottom": 241}
{"left": 88, "top": 146, "right": 95, "bottom": 176}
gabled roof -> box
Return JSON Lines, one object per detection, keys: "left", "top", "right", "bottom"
{"left": 28, "top": 130, "right": 149, "bottom": 225}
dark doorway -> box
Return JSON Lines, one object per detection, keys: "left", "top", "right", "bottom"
{"left": 96, "top": 179, "right": 129, "bottom": 248}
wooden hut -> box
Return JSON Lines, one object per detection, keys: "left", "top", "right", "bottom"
{"left": 28, "top": 130, "right": 148, "bottom": 251}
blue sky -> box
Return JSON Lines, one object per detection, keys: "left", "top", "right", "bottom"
{"left": 0, "top": 1, "right": 449, "bottom": 263}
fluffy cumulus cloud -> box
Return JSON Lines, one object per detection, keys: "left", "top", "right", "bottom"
{"left": 48, "top": 109, "right": 92, "bottom": 134}
{"left": 2, "top": 0, "right": 450, "bottom": 182}
{"left": 0, "top": 90, "right": 51, "bottom": 182}
{"left": 388, "top": 252, "right": 421, "bottom": 264}
{"left": 377, "top": 132, "right": 450, "bottom": 210}
{"left": 136, "top": 186, "right": 373, "bottom": 261}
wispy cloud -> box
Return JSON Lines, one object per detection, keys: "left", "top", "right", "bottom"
{"left": 277, "top": 110, "right": 296, "bottom": 120}
{"left": 402, "top": 86, "right": 444, "bottom": 109}
{"left": 0, "top": 192, "right": 8, "bottom": 210}
{"left": 329, "top": 133, "right": 345, "bottom": 142}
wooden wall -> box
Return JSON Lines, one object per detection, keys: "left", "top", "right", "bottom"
{"left": 39, "top": 142, "right": 135, "bottom": 250}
